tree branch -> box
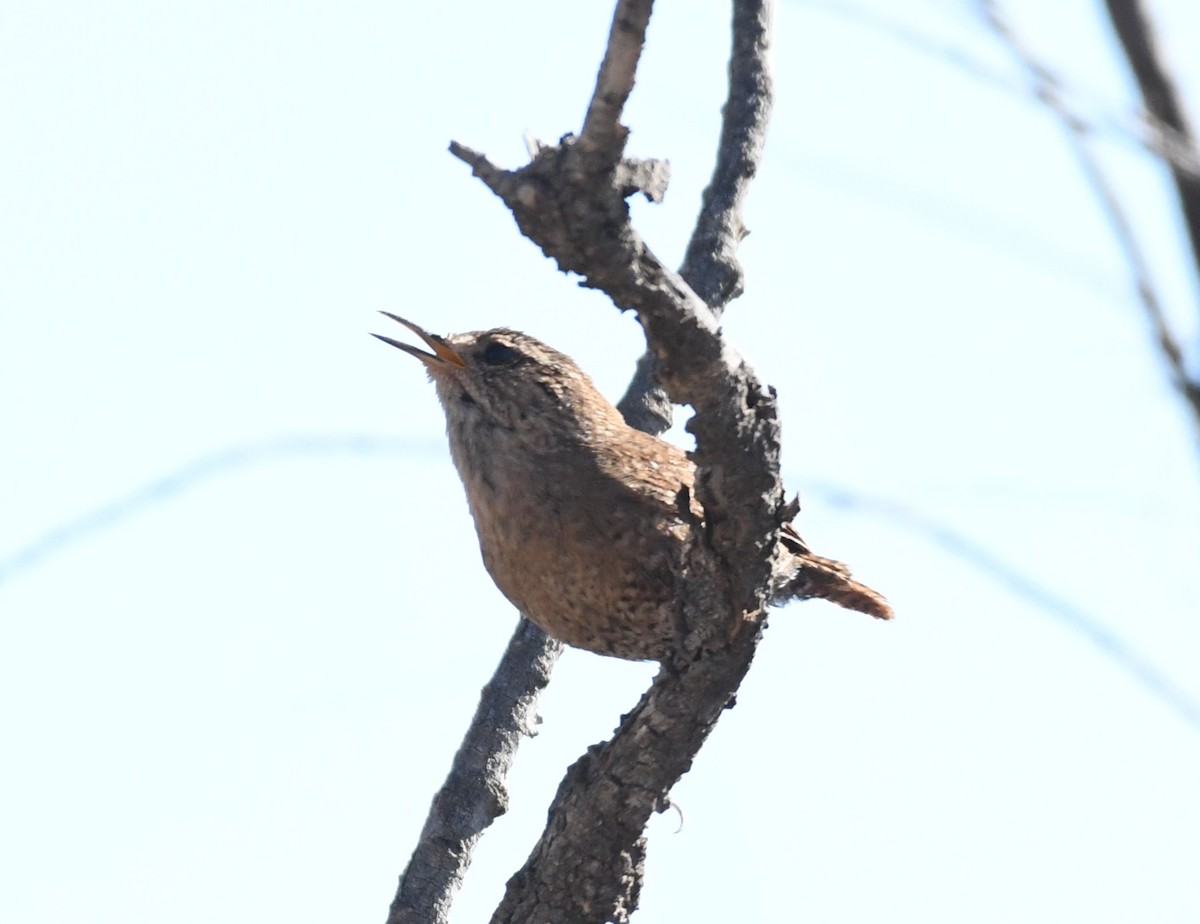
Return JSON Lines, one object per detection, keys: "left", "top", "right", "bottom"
{"left": 801, "top": 0, "right": 1200, "bottom": 183}
{"left": 491, "top": 626, "right": 761, "bottom": 924}
{"left": 447, "top": 2, "right": 782, "bottom": 921}
{"left": 577, "top": 0, "right": 655, "bottom": 169}
{"left": 384, "top": 7, "right": 704, "bottom": 914}
{"left": 618, "top": 0, "right": 774, "bottom": 434}
{"left": 977, "top": 0, "right": 1200, "bottom": 432}
{"left": 681, "top": 0, "right": 774, "bottom": 310}
{"left": 394, "top": 0, "right": 778, "bottom": 918}
{"left": 1102, "top": 0, "right": 1200, "bottom": 427}
{"left": 1103, "top": 0, "right": 1200, "bottom": 286}
{"left": 385, "top": 620, "right": 561, "bottom": 924}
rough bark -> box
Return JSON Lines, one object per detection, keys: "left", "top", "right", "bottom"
{"left": 389, "top": 1, "right": 779, "bottom": 922}
{"left": 620, "top": 0, "right": 774, "bottom": 433}
{"left": 386, "top": 620, "right": 561, "bottom": 924}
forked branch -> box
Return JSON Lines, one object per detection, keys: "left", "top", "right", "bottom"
{"left": 390, "top": 1, "right": 779, "bottom": 922}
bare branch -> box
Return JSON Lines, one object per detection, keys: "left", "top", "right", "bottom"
{"left": 801, "top": 0, "right": 1200, "bottom": 185}
{"left": 977, "top": 0, "right": 1200, "bottom": 431}
{"left": 1103, "top": 0, "right": 1200, "bottom": 428}
{"left": 399, "top": 0, "right": 781, "bottom": 918}
{"left": 681, "top": 0, "right": 774, "bottom": 310}
{"left": 577, "top": 0, "right": 655, "bottom": 169}
{"left": 619, "top": 0, "right": 775, "bottom": 433}
{"left": 1103, "top": 0, "right": 1200, "bottom": 283}
{"left": 446, "top": 2, "right": 784, "bottom": 921}
{"left": 448, "top": 134, "right": 783, "bottom": 607}
{"left": 387, "top": 10, "right": 714, "bottom": 899}
{"left": 490, "top": 629, "right": 761, "bottom": 924}
{"left": 382, "top": 289, "right": 695, "bottom": 923}
{"left": 385, "top": 620, "right": 562, "bottom": 924}
{"left": 811, "top": 480, "right": 1200, "bottom": 730}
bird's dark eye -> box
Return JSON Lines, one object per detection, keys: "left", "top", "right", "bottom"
{"left": 481, "top": 342, "right": 519, "bottom": 366}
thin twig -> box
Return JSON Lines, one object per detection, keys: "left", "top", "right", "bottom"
{"left": 977, "top": 0, "right": 1200, "bottom": 430}
{"left": 798, "top": 0, "right": 1200, "bottom": 181}
{"left": 1102, "top": 0, "right": 1200, "bottom": 425}
{"left": 811, "top": 479, "right": 1200, "bottom": 731}
{"left": 1104, "top": 0, "right": 1200, "bottom": 278}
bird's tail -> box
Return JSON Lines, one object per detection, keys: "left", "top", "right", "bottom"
{"left": 773, "top": 526, "right": 894, "bottom": 620}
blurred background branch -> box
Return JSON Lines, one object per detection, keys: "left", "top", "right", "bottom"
{"left": 4, "top": 434, "right": 1194, "bottom": 730}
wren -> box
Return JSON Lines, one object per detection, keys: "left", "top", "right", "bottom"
{"left": 374, "top": 314, "right": 891, "bottom": 661}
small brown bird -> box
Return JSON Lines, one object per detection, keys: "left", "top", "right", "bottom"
{"left": 375, "top": 314, "right": 892, "bottom": 661}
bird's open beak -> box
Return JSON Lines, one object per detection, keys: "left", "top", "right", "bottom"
{"left": 372, "top": 312, "right": 466, "bottom": 368}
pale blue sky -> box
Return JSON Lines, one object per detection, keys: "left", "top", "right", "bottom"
{"left": 2, "top": 1, "right": 1198, "bottom": 922}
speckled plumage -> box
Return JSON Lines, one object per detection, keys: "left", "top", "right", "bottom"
{"left": 375, "top": 315, "right": 891, "bottom": 661}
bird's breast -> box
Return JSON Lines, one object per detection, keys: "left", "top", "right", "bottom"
{"left": 447, "top": 438, "right": 687, "bottom": 660}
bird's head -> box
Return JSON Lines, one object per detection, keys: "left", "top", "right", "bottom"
{"left": 373, "top": 313, "right": 619, "bottom": 449}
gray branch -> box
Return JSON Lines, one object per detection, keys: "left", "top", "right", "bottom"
{"left": 802, "top": 0, "right": 1200, "bottom": 181}
{"left": 1101, "top": 0, "right": 1200, "bottom": 424}
{"left": 1103, "top": 0, "right": 1200, "bottom": 280}
{"left": 978, "top": 0, "right": 1200, "bottom": 433}
{"left": 681, "top": 0, "right": 774, "bottom": 310}
{"left": 619, "top": 0, "right": 775, "bottom": 434}
{"left": 448, "top": 1, "right": 781, "bottom": 921}
{"left": 578, "top": 0, "right": 655, "bottom": 168}
{"left": 382, "top": 219, "right": 679, "bottom": 924}
{"left": 385, "top": 620, "right": 561, "bottom": 924}
{"left": 390, "top": 0, "right": 779, "bottom": 920}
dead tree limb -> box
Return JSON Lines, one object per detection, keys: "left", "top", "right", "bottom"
{"left": 385, "top": 620, "right": 561, "bottom": 924}
{"left": 448, "top": 0, "right": 782, "bottom": 920}
{"left": 620, "top": 0, "right": 773, "bottom": 433}
{"left": 389, "top": 0, "right": 778, "bottom": 921}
